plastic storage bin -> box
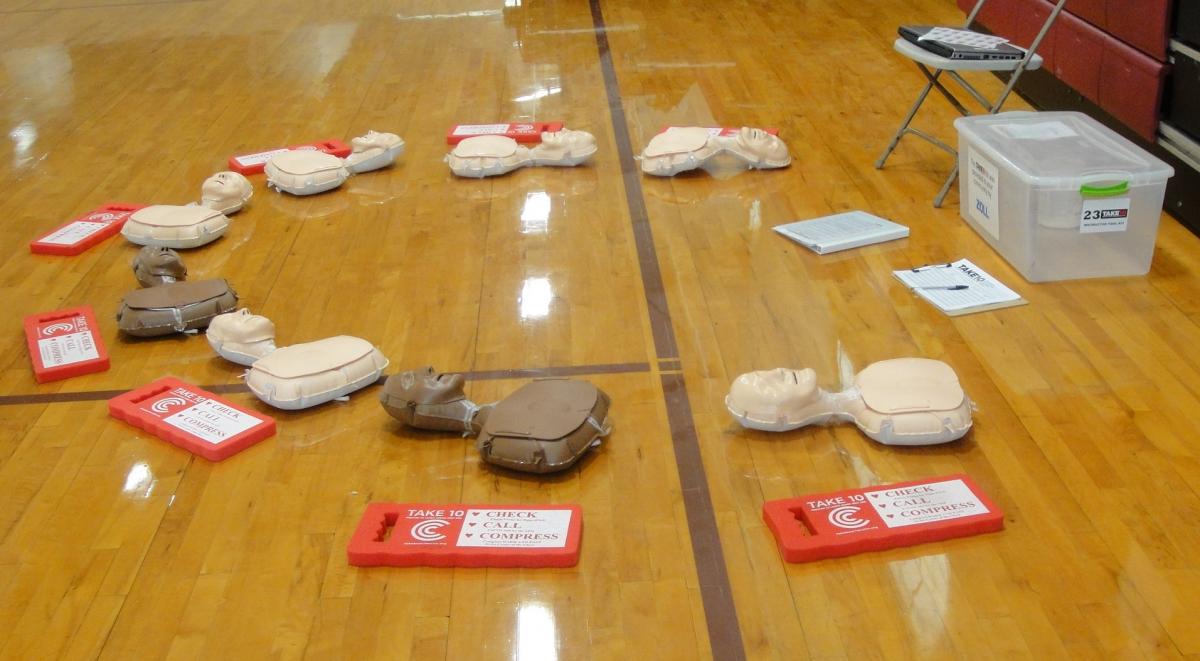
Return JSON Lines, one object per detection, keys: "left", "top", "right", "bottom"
{"left": 955, "top": 111, "right": 1173, "bottom": 281}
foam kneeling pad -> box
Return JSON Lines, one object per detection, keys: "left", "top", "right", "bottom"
{"left": 121, "top": 205, "right": 231, "bottom": 249}
{"left": 245, "top": 335, "right": 389, "bottom": 410}
{"left": 117, "top": 279, "right": 238, "bottom": 337}
{"left": 265, "top": 151, "right": 350, "bottom": 196}
{"left": 726, "top": 358, "right": 972, "bottom": 446}
{"left": 476, "top": 379, "right": 612, "bottom": 474}
{"left": 132, "top": 246, "right": 187, "bottom": 287}
{"left": 206, "top": 308, "right": 277, "bottom": 366}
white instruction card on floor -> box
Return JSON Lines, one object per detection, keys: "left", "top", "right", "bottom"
{"left": 893, "top": 258, "right": 1025, "bottom": 316}
{"left": 864, "top": 478, "right": 990, "bottom": 528}
{"left": 456, "top": 509, "right": 572, "bottom": 548}
{"left": 773, "top": 211, "right": 909, "bottom": 254}
{"left": 38, "top": 330, "right": 100, "bottom": 367}
{"left": 164, "top": 399, "right": 264, "bottom": 445}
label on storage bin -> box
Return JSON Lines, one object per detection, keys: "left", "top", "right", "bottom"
{"left": 1080, "top": 197, "right": 1130, "bottom": 233}
{"left": 966, "top": 148, "right": 1000, "bottom": 239}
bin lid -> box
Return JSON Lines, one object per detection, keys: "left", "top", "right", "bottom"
{"left": 955, "top": 111, "right": 1174, "bottom": 187}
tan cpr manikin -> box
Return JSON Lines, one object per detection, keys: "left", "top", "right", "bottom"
{"left": 265, "top": 130, "right": 404, "bottom": 196}
{"left": 446, "top": 129, "right": 597, "bottom": 178}
{"left": 205, "top": 309, "right": 388, "bottom": 410}
{"left": 379, "top": 367, "right": 612, "bottom": 474}
{"left": 639, "top": 127, "right": 791, "bottom": 176}
{"left": 121, "top": 171, "right": 253, "bottom": 249}
{"left": 726, "top": 358, "right": 973, "bottom": 446}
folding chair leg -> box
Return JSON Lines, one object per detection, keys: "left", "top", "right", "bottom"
{"left": 934, "top": 163, "right": 959, "bottom": 208}
{"left": 875, "top": 71, "right": 943, "bottom": 169}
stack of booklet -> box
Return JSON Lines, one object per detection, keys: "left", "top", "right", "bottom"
{"left": 773, "top": 211, "right": 909, "bottom": 254}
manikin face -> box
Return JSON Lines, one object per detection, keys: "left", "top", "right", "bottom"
{"left": 394, "top": 366, "right": 467, "bottom": 404}
{"left": 540, "top": 129, "right": 595, "bottom": 151}
{"left": 728, "top": 367, "right": 817, "bottom": 416}
{"left": 201, "top": 171, "right": 253, "bottom": 205}
{"left": 351, "top": 130, "right": 400, "bottom": 153}
{"left": 735, "top": 127, "right": 789, "bottom": 162}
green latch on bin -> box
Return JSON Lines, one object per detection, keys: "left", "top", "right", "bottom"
{"left": 1080, "top": 181, "right": 1129, "bottom": 198}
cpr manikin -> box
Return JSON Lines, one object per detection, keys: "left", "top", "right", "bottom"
{"left": 205, "top": 309, "right": 388, "bottom": 410}
{"left": 639, "top": 127, "right": 791, "bottom": 176}
{"left": 121, "top": 171, "right": 253, "bottom": 249}
{"left": 726, "top": 358, "right": 973, "bottom": 446}
{"left": 380, "top": 366, "right": 612, "bottom": 474}
{"left": 446, "top": 129, "right": 597, "bottom": 178}
{"left": 265, "top": 130, "right": 404, "bottom": 196}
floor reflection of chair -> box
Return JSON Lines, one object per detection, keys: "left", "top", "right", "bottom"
{"left": 876, "top": 0, "right": 1067, "bottom": 207}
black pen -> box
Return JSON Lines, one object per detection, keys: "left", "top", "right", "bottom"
{"left": 919, "top": 285, "right": 969, "bottom": 290}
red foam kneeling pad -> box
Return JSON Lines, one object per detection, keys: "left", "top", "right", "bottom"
{"left": 24, "top": 305, "right": 109, "bottom": 383}
{"left": 108, "top": 377, "right": 276, "bottom": 461}
{"left": 763, "top": 474, "right": 1003, "bottom": 562}
{"left": 30, "top": 203, "right": 146, "bottom": 256}
{"left": 446, "top": 122, "right": 565, "bottom": 144}
{"left": 348, "top": 503, "right": 582, "bottom": 568}
{"left": 228, "top": 140, "right": 352, "bottom": 175}
{"left": 659, "top": 126, "right": 780, "bottom": 136}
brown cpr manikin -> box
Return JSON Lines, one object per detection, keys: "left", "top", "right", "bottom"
{"left": 116, "top": 279, "right": 239, "bottom": 337}
{"left": 380, "top": 367, "right": 612, "bottom": 474}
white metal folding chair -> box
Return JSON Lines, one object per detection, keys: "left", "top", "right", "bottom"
{"left": 876, "top": 0, "right": 1068, "bottom": 207}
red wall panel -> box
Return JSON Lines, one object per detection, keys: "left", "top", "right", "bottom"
{"left": 1105, "top": 0, "right": 1170, "bottom": 60}
{"left": 1098, "top": 34, "right": 1168, "bottom": 139}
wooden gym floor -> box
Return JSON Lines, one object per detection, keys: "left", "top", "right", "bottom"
{"left": 2, "top": 0, "right": 1200, "bottom": 658}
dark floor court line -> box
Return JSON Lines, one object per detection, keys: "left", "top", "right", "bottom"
{"left": 0, "top": 362, "right": 652, "bottom": 407}
{"left": 588, "top": 2, "right": 747, "bottom": 659}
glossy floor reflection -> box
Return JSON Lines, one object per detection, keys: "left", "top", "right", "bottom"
{"left": 3, "top": 0, "right": 1200, "bottom": 659}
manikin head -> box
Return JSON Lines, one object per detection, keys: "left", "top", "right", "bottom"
{"left": 351, "top": 130, "right": 401, "bottom": 153}
{"left": 734, "top": 127, "right": 790, "bottom": 164}
{"left": 381, "top": 367, "right": 480, "bottom": 432}
{"left": 393, "top": 366, "right": 468, "bottom": 404}
{"left": 539, "top": 129, "right": 596, "bottom": 152}
{"left": 200, "top": 171, "right": 253, "bottom": 212}
{"left": 727, "top": 368, "right": 819, "bottom": 419}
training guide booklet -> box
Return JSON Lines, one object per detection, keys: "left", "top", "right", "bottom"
{"left": 892, "top": 258, "right": 1026, "bottom": 316}
{"left": 773, "top": 211, "right": 910, "bottom": 254}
